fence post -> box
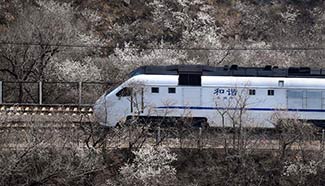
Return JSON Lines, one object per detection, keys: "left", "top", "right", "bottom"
{"left": 79, "top": 82, "right": 82, "bottom": 105}
{"left": 198, "top": 127, "right": 202, "bottom": 149}
{"left": 39, "top": 81, "right": 42, "bottom": 105}
{"left": 0, "top": 81, "right": 2, "bottom": 104}
{"left": 321, "top": 129, "right": 325, "bottom": 159}
{"left": 128, "top": 125, "right": 132, "bottom": 149}
{"left": 156, "top": 126, "right": 161, "bottom": 145}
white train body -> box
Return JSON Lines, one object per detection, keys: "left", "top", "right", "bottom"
{"left": 94, "top": 65, "right": 325, "bottom": 128}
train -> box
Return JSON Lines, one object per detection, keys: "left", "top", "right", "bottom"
{"left": 93, "top": 65, "right": 325, "bottom": 128}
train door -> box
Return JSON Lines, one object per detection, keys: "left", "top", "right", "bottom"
{"left": 182, "top": 88, "right": 201, "bottom": 107}
{"left": 178, "top": 70, "right": 202, "bottom": 107}
{"left": 287, "top": 90, "right": 304, "bottom": 109}
{"left": 131, "top": 87, "right": 144, "bottom": 114}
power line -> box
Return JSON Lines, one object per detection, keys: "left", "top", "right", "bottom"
{"left": 0, "top": 41, "right": 103, "bottom": 48}
{"left": 0, "top": 41, "right": 325, "bottom": 51}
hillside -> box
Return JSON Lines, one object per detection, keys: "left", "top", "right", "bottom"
{"left": 1, "top": 1, "right": 325, "bottom": 186}
{"left": 0, "top": 0, "right": 325, "bottom": 82}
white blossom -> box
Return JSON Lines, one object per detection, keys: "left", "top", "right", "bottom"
{"left": 119, "top": 144, "right": 177, "bottom": 186}
{"left": 280, "top": 6, "right": 300, "bottom": 23}
{"left": 36, "top": 0, "right": 73, "bottom": 18}
{"left": 78, "top": 32, "right": 103, "bottom": 46}
{"left": 282, "top": 160, "right": 319, "bottom": 177}
{"left": 81, "top": 9, "right": 102, "bottom": 26}
{"left": 108, "top": 42, "right": 189, "bottom": 79}
{"left": 54, "top": 58, "right": 102, "bottom": 81}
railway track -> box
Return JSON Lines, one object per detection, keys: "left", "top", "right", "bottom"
{"left": 0, "top": 104, "right": 93, "bottom": 116}
{"left": 0, "top": 104, "right": 96, "bottom": 128}
{"left": 0, "top": 137, "right": 323, "bottom": 151}
{"left": 0, "top": 104, "right": 324, "bottom": 152}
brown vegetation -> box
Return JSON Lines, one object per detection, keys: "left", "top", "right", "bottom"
{"left": 1, "top": 0, "right": 325, "bottom": 185}
{"left": 1, "top": 113, "right": 325, "bottom": 185}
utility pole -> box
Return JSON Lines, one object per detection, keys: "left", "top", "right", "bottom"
{"left": 0, "top": 81, "right": 2, "bottom": 104}
{"left": 39, "top": 81, "right": 42, "bottom": 105}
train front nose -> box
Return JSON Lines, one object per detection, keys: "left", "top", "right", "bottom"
{"left": 93, "top": 95, "right": 108, "bottom": 125}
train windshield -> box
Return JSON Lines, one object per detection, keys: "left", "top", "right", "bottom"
{"left": 104, "top": 84, "right": 119, "bottom": 95}
{"left": 129, "top": 66, "right": 145, "bottom": 77}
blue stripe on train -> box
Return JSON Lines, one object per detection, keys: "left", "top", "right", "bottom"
{"left": 155, "top": 106, "right": 325, "bottom": 112}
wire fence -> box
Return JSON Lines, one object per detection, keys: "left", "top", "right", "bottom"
{"left": 0, "top": 81, "right": 115, "bottom": 105}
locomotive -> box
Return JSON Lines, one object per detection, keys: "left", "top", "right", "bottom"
{"left": 93, "top": 65, "right": 325, "bottom": 128}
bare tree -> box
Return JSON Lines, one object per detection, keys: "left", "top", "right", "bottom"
{"left": 0, "top": 0, "right": 104, "bottom": 102}
{"left": 0, "top": 115, "right": 107, "bottom": 186}
{"left": 271, "top": 112, "right": 318, "bottom": 161}
{"left": 0, "top": 1, "right": 104, "bottom": 80}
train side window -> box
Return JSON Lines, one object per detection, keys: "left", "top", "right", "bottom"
{"left": 249, "top": 89, "right": 256, "bottom": 95}
{"left": 168, "top": 88, "right": 176, "bottom": 93}
{"left": 288, "top": 90, "right": 303, "bottom": 109}
{"left": 267, "top": 90, "right": 274, "bottom": 96}
{"left": 306, "top": 91, "right": 322, "bottom": 109}
{"left": 116, "top": 87, "right": 132, "bottom": 97}
{"left": 151, "top": 87, "right": 159, "bottom": 93}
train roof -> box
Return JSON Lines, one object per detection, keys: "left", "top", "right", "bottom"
{"left": 129, "top": 65, "right": 325, "bottom": 78}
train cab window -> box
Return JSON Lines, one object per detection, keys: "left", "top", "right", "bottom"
{"left": 249, "top": 89, "right": 256, "bottom": 95}
{"left": 179, "top": 74, "right": 201, "bottom": 86}
{"left": 168, "top": 88, "right": 176, "bottom": 94}
{"left": 116, "top": 87, "right": 132, "bottom": 97}
{"left": 151, "top": 87, "right": 159, "bottom": 93}
{"left": 267, "top": 90, "right": 274, "bottom": 96}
